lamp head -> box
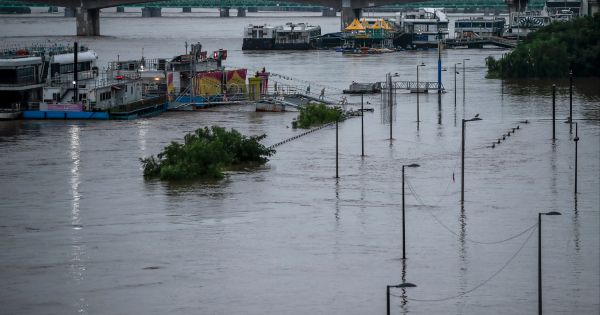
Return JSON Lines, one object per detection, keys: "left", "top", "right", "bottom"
{"left": 543, "top": 211, "right": 562, "bottom": 216}
{"left": 72, "top": 80, "right": 76, "bottom": 85}
{"left": 393, "top": 283, "right": 417, "bottom": 288}
{"left": 406, "top": 163, "right": 420, "bottom": 168}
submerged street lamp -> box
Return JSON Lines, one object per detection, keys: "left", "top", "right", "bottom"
{"left": 454, "top": 62, "right": 461, "bottom": 108}
{"left": 574, "top": 123, "right": 579, "bottom": 194}
{"left": 462, "top": 58, "right": 470, "bottom": 102}
{"left": 538, "top": 211, "right": 561, "bottom": 315}
{"left": 416, "top": 63, "right": 426, "bottom": 125}
{"left": 402, "top": 163, "right": 420, "bottom": 260}
{"left": 386, "top": 282, "right": 417, "bottom": 315}
{"left": 461, "top": 115, "right": 482, "bottom": 204}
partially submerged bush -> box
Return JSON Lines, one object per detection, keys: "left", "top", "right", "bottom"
{"left": 293, "top": 103, "right": 344, "bottom": 129}
{"left": 141, "top": 126, "right": 275, "bottom": 180}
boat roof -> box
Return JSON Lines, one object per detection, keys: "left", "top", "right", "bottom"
{"left": 0, "top": 56, "right": 43, "bottom": 67}
{"left": 246, "top": 24, "right": 276, "bottom": 29}
{"left": 278, "top": 23, "right": 320, "bottom": 31}
{"left": 345, "top": 18, "right": 366, "bottom": 31}
{"left": 50, "top": 51, "right": 98, "bottom": 64}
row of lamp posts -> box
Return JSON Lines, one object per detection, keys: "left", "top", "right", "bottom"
{"left": 381, "top": 60, "right": 568, "bottom": 315}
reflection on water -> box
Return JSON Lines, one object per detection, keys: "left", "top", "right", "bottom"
{"left": 69, "top": 125, "right": 88, "bottom": 315}
{"left": 457, "top": 205, "right": 468, "bottom": 314}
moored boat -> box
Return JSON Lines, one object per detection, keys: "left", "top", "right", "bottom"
{"left": 242, "top": 23, "right": 321, "bottom": 50}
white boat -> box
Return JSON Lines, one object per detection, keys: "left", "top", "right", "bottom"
{"left": 394, "top": 8, "right": 449, "bottom": 48}
{"left": 0, "top": 48, "right": 45, "bottom": 119}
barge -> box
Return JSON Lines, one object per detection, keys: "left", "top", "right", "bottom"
{"left": 242, "top": 23, "right": 321, "bottom": 50}
{"left": 393, "top": 8, "right": 449, "bottom": 48}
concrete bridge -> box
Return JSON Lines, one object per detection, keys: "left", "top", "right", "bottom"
{"left": 12, "top": 0, "right": 433, "bottom": 35}
{"left": 11, "top": 0, "right": 597, "bottom": 36}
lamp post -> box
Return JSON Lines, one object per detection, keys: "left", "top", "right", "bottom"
{"left": 552, "top": 84, "right": 556, "bottom": 140}
{"left": 73, "top": 41, "right": 78, "bottom": 104}
{"left": 416, "top": 63, "right": 426, "bottom": 125}
{"left": 568, "top": 69, "right": 573, "bottom": 124}
{"left": 388, "top": 73, "right": 399, "bottom": 141}
{"left": 538, "top": 211, "right": 561, "bottom": 315}
{"left": 574, "top": 123, "right": 579, "bottom": 194}
{"left": 462, "top": 58, "right": 470, "bottom": 102}
{"left": 402, "top": 163, "right": 420, "bottom": 260}
{"left": 387, "top": 283, "right": 417, "bottom": 315}
{"left": 454, "top": 62, "right": 461, "bottom": 109}
{"left": 361, "top": 93, "right": 364, "bottom": 157}
{"left": 72, "top": 80, "right": 77, "bottom": 103}
{"left": 336, "top": 119, "right": 339, "bottom": 179}
{"left": 461, "top": 115, "right": 482, "bottom": 204}
{"left": 387, "top": 73, "right": 393, "bottom": 141}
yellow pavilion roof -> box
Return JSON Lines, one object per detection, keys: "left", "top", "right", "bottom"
{"left": 345, "top": 18, "right": 366, "bottom": 31}
{"left": 371, "top": 19, "right": 383, "bottom": 29}
{"left": 380, "top": 19, "right": 393, "bottom": 30}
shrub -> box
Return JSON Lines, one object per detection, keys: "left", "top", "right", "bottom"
{"left": 294, "top": 103, "right": 344, "bottom": 129}
{"left": 141, "top": 126, "right": 275, "bottom": 180}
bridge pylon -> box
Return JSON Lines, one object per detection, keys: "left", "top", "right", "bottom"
{"left": 76, "top": 7, "right": 100, "bottom": 36}
{"left": 341, "top": 0, "right": 362, "bottom": 29}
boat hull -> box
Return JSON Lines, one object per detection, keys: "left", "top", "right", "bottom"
{"left": 0, "top": 111, "right": 22, "bottom": 120}
{"left": 256, "top": 102, "right": 286, "bottom": 112}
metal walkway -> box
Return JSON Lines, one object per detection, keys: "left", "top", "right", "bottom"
{"left": 445, "top": 36, "right": 518, "bottom": 49}
{"left": 381, "top": 81, "right": 444, "bottom": 93}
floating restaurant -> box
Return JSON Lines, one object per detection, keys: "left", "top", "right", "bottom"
{"left": 339, "top": 18, "right": 396, "bottom": 53}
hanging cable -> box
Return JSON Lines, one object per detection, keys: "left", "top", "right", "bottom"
{"left": 389, "top": 225, "right": 537, "bottom": 302}
{"left": 404, "top": 177, "right": 538, "bottom": 245}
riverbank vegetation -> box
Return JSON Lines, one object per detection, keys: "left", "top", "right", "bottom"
{"left": 486, "top": 13, "right": 600, "bottom": 78}
{"left": 292, "top": 103, "right": 344, "bottom": 129}
{"left": 141, "top": 126, "right": 275, "bottom": 180}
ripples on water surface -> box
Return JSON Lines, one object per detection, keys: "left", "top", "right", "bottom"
{"left": 0, "top": 10, "right": 599, "bottom": 315}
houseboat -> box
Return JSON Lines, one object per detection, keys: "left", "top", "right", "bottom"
{"left": 394, "top": 8, "right": 449, "bottom": 48}
{"left": 20, "top": 44, "right": 168, "bottom": 120}
{"left": 242, "top": 23, "right": 321, "bottom": 50}
{"left": 340, "top": 18, "right": 396, "bottom": 52}
{"left": 545, "top": 0, "right": 582, "bottom": 20}
{"left": 454, "top": 17, "right": 506, "bottom": 39}
{"left": 0, "top": 47, "right": 45, "bottom": 119}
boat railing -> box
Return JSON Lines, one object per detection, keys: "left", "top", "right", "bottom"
{"left": 107, "top": 58, "right": 169, "bottom": 72}
{"left": 48, "top": 70, "right": 97, "bottom": 87}
{"left": 109, "top": 95, "right": 167, "bottom": 114}
{"left": 94, "top": 72, "right": 141, "bottom": 89}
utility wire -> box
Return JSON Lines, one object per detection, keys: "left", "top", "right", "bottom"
{"left": 389, "top": 225, "right": 537, "bottom": 302}
{"left": 404, "top": 177, "right": 538, "bottom": 245}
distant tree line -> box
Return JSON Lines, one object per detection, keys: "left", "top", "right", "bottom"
{"left": 486, "top": 13, "right": 600, "bottom": 78}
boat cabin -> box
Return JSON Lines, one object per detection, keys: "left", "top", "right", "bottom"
{"left": 454, "top": 17, "right": 505, "bottom": 38}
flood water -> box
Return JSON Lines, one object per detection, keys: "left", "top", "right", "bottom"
{"left": 1, "top": 9, "right": 599, "bottom": 315}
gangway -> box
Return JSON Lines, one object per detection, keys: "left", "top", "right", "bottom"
{"left": 444, "top": 36, "right": 518, "bottom": 48}
{"left": 380, "top": 80, "right": 445, "bottom": 93}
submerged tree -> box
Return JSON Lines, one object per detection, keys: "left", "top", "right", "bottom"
{"left": 486, "top": 13, "right": 600, "bottom": 78}
{"left": 141, "top": 126, "right": 275, "bottom": 180}
{"left": 292, "top": 103, "right": 344, "bottom": 129}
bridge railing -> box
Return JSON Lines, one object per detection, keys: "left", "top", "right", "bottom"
{"left": 381, "top": 80, "right": 444, "bottom": 91}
